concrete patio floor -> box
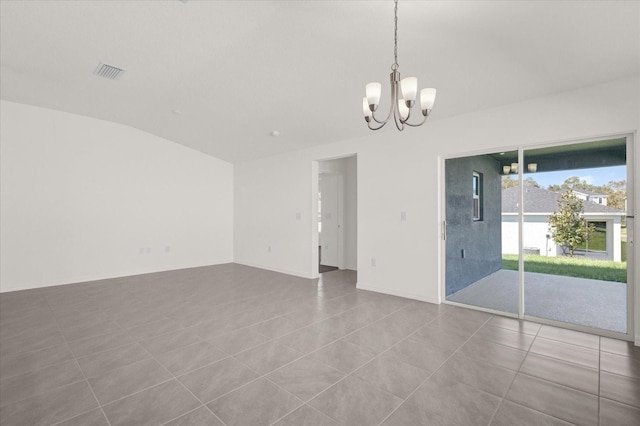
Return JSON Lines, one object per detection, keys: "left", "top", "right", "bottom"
{"left": 446, "top": 269, "right": 627, "bottom": 333}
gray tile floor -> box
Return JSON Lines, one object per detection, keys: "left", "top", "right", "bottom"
{"left": 0, "top": 264, "right": 638, "bottom": 426}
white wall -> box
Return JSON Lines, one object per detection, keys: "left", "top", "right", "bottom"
{"left": 234, "top": 76, "right": 639, "bottom": 310}
{"left": 503, "top": 215, "right": 557, "bottom": 257}
{"left": 1, "top": 100, "right": 234, "bottom": 292}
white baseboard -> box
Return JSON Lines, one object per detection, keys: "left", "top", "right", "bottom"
{"left": 356, "top": 282, "right": 440, "bottom": 304}
{"left": 0, "top": 260, "right": 233, "bottom": 293}
{"left": 234, "top": 261, "right": 315, "bottom": 280}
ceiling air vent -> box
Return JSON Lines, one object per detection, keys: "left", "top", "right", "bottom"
{"left": 94, "top": 62, "right": 125, "bottom": 80}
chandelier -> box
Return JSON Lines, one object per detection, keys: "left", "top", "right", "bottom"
{"left": 362, "top": 0, "right": 436, "bottom": 131}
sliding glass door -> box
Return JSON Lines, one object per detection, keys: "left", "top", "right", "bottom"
{"left": 444, "top": 137, "right": 634, "bottom": 338}
{"left": 521, "top": 139, "right": 631, "bottom": 334}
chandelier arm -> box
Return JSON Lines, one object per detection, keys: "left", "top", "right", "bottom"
{"left": 391, "top": 76, "right": 405, "bottom": 131}
{"left": 367, "top": 120, "right": 388, "bottom": 131}
{"left": 370, "top": 72, "right": 397, "bottom": 124}
{"left": 370, "top": 106, "right": 393, "bottom": 125}
{"left": 399, "top": 105, "right": 412, "bottom": 123}
{"left": 403, "top": 113, "right": 429, "bottom": 127}
{"left": 393, "top": 106, "right": 405, "bottom": 131}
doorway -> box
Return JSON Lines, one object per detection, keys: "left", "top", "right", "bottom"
{"left": 319, "top": 173, "right": 340, "bottom": 273}
{"left": 316, "top": 155, "right": 357, "bottom": 276}
{"left": 442, "top": 136, "right": 634, "bottom": 340}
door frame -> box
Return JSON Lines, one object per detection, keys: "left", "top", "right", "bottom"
{"left": 439, "top": 133, "right": 636, "bottom": 343}
{"left": 312, "top": 154, "right": 357, "bottom": 277}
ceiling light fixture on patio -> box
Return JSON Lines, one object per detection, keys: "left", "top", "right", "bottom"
{"left": 362, "top": 0, "right": 436, "bottom": 131}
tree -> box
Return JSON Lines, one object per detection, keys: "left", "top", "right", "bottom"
{"left": 548, "top": 176, "right": 591, "bottom": 192}
{"left": 548, "top": 190, "right": 595, "bottom": 256}
{"left": 502, "top": 176, "right": 539, "bottom": 190}
{"left": 604, "top": 180, "right": 626, "bottom": 212}
{"left": 547, "top": 176, "right": 626, "bottom": 212}
{"left": 502, "top": 176, "right": 518, "bottom": 190}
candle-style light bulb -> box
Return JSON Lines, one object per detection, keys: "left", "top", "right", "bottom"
{"left": 420, "top": 88, "right": 437, "bottom": 115}
{"left": 398, "top": 99, "right": 409, "bottom": 120}
{"left": 401, "top": 77, "right": 418, "bottom": 107}
{"left": 365, "top": 82, "right": 382, "bottom": 111}
{"left": 363, "top": 97, "right": 373, "bottom": 122}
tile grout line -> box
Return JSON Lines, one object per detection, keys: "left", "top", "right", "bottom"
{"left": 0, "top": 350, "right": 76, "bottom": 382}
{"left": 141, "top": 345, "right": 230, "bottom": 426}
{"left": 71, "top": 358, "right": 113, "bottom": 426}
{"left": 4, "top": 271, "right": 620, "bottom": 426}
{"left": 489, "top": 324, "right": 603, "bottom": 426}
{"left": 157, "top": 405, "right": 209, "bottom": 426}
{"left": 177, "top": 288, "right": 370, "bottom": 351}
{"left": 251, "top": 301, "right": 448, "bottom": 425}
{"left": 50, "top": 284, "right": 288, "bottom": 424}
{"left": 485, "top": 319, "right": 542, "bottom": 426}
{"left": 228, "top": 298, "right": 421, "bottom": 426}
{"left": 0, "top": 378, "right": 88, "bottom": 412}
{"left": 375, "top": 309, "right": 493, "bottom": 426}
{"left": 37, "top": 278, "right": 368, "bottom": 425}
{"left": 255, "top": 303, "right": 416, "bottom": 425}
{"left": 42, "top": 289, "right": 114, "bottom": 426}
{"left": 48, "top": 406, "right": 106, "bottom": 426}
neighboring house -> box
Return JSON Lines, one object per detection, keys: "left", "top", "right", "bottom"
{"left": 502, "top": 186, "right": 625, "bottom": 261}
{"left": 568, "top": 189, "right": 608, "bottom": 206}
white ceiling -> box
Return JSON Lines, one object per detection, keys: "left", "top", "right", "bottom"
{"left": 1, "top": 0, "right": 639, "bottom": 163}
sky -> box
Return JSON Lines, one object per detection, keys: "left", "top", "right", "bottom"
{"left": 505, "top": 165, "right": 626, "bottom": 189}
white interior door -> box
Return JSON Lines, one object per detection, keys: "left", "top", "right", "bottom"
{"left": 319, "top": 174, "right": 339, "bottom": 267}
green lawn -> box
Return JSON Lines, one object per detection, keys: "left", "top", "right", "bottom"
{"left": 502, "top": 254, "right": 626, "bottom": 283}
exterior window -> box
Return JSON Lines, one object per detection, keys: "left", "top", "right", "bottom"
{"left": 473, "top": 172, "right": 482, "bottom": 221}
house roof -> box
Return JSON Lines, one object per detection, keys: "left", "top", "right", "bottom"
{"left": 502, "top": 186, "right": 624, "bottom": 214}
{"left": 564, "top": 189, "right": 607, "bottom": 197}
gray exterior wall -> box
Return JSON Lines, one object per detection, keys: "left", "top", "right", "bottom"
{"left": 445, "top": 155, "right": 502, "bottom": 296}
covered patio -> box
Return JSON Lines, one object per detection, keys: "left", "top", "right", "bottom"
{"left": 447, "top": 269, "right": 627, "bottom": 333}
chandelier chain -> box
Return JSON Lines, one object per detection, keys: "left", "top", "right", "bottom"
{"left": 392, "top": 0, "right": 399, "bottom": 71}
